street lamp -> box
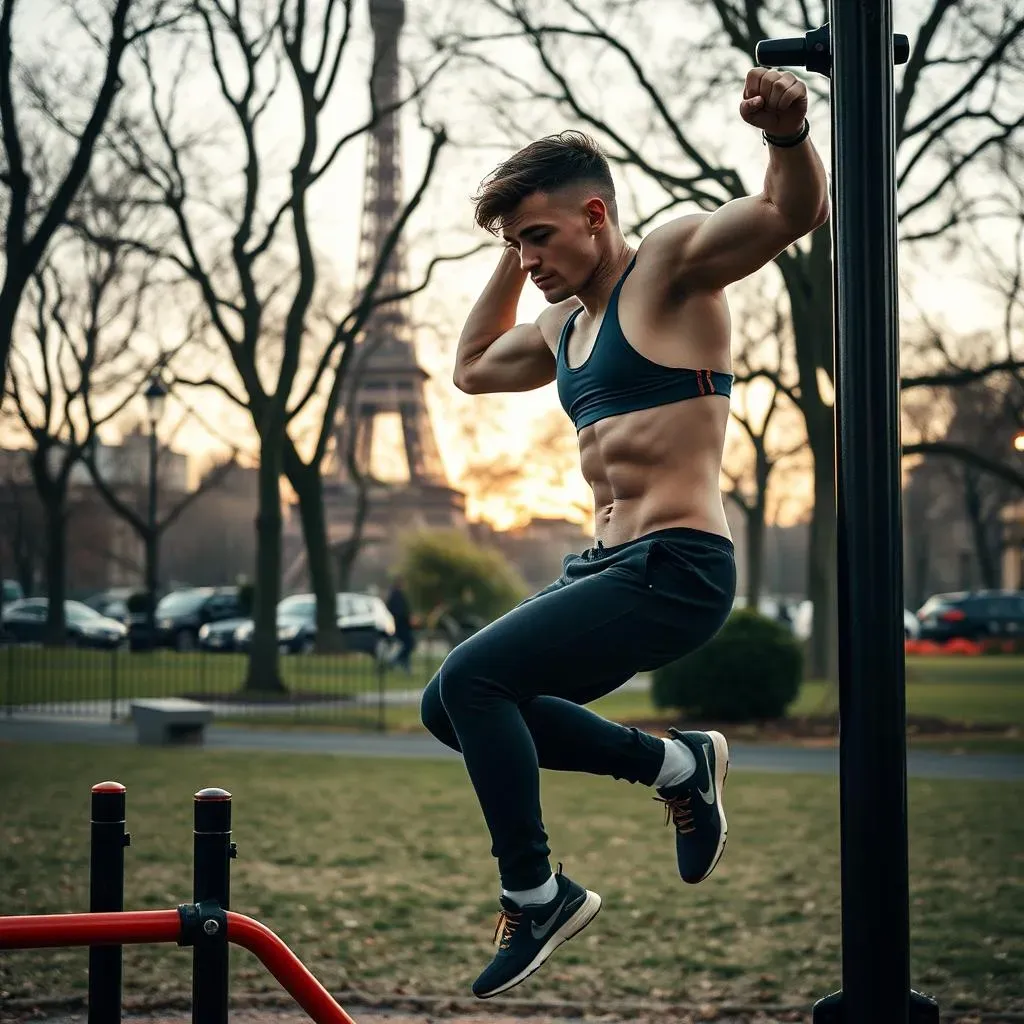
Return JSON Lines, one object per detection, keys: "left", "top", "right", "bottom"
{"left": 144, "top": 376, "right": 167, "bottom": 427}
{"left": 143, "top": 374, "right": 168, "bottom": 647}
{"left": 1013, "top": 430, "right": 1024, "bottom": 453}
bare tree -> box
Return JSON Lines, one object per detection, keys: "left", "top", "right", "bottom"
{"left": 0, "top": 449, "right": 43, "bottom": 597}
{"left": 902, "top": 185, "right": 1024, "bottom": 493}
{"left": 96, "top": 1, "right": 466, "bottom": 688}
{"left": 3, "top": 192, "right": 169, "bottom": 643}
{"left": 446, "top": 0, "right": 1024, "bottom": 681}
{"left": 0, "top": 0, "right": 184, "bottom": 390}
{"left": 722, "top": 292, "right": 805, "bottom": 607}
{"left": 82, "top": 414, "right": 242, "bottom": 645}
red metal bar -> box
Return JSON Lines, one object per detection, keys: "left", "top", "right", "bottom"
{"left": 0, "top": 911, "right": 180, "bottom": 950}
{"left": 0, "top": 909, "right": 357, "bottom": 1024}
{"left": 225, "top": 912, "right": 357, "bottom": 1024}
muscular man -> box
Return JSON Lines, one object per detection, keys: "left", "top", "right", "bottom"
{"left": 420, "top": 69, "right": 829, "bottom": 999}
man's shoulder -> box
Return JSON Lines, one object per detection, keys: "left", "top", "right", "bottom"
{"left": 534, "top": 297, "right": 582, "bottom": 349}
{"left": 638, "top": 215, "right": 711, "bottom": 264}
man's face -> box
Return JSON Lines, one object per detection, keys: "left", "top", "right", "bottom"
{"left": 500, "top": 190, "right": 601, "bottom": 303}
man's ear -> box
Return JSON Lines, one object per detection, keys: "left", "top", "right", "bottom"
{"left": 584, "top": 197, "right": 609, "bottom": 233}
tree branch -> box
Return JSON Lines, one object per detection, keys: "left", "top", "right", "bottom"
{"left": 904, "top": 441, "right": 1024, "bottom": 492}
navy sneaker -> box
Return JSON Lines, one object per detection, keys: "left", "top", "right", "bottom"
{"left": 654, "top": 728, "right": 729, "bottom": 883}
{"left": 472, "top": 864, "right": 602, "bottom": 999}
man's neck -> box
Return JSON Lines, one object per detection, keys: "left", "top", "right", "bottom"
{"left": 574, "top": 237, "right": 635, "bottom": 317}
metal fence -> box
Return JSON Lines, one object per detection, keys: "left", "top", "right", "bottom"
{"left": 0, "top": 642, "right": 444, "bottom": 730}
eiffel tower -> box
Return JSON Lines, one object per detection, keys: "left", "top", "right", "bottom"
{"left": 314, "top": 0, "right": 466, "bottom": 588}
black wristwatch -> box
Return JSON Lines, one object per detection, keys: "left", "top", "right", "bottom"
{"left": 763, "top": 119, "right": 810, "bottom": 148}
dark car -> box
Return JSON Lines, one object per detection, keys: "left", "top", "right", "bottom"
{"left": 197, "top": 616, "right": 251, "bottom": 653}
{"left": 233, "top": 592, "right": 395, "bottom": 656}
{"left": 917, "top": 590, "right": 1024, "bottom": 642}
{"left": 1, "top": 598, "right": 128, "bottom": 649}
{"left": 151, "top": 587, "right": 245, "bottom": 651}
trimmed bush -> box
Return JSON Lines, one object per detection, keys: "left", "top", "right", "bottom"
{"left": 651, "top": 609, "right": 803, "bottom": 722}
{"left": 396, "top": 529, "right": 529, "bottom": 631}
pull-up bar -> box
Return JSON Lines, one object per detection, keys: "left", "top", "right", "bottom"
{"left": 757, "top": 6, "right": 940, "bottom": 1024}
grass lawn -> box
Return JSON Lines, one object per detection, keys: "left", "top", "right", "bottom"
{"left": 3, "top": 650, "right": 1021, "bottom": 748}
{"left": 0, "top": 744, "right": 1020, "bottom": 1014}
{"left": 370, "top": 658, "right": 1024, "bottom": 738}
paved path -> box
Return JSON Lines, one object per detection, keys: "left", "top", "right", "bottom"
{"left": 1, "top": 717, "right": 1022, "bottom": 780}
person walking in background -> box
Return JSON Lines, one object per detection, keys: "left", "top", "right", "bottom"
{"left": 386, "top": 576, "right": 416, "bottom": 673}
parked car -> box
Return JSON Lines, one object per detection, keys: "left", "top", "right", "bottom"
{"left": 2, "top": 579, "right": 24, "bottom": 609}
{"left": 84, "top": 587, "right": 146, "bottom": 627}
{"left": 916, "top": 590, "right": 1024, "bottom": 642}
{"left": 1, "top": 598, "right": 127, "bottom": 648}
{"left": 233, "top": 592, "right": 395, "bottom": 656}
{"left": 197, "top": 616, "right": 252, "bottom": 653}
{"left": 150, "top": 587, "right": 246, "bottom": 651}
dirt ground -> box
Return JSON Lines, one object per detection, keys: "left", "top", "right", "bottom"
{"left": 1, "top": 1002, "right": 1014, "bottom": 1024}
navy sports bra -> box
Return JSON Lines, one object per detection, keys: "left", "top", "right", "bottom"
{"left": 555, "top": 254, "right": 733, "bottom": 431}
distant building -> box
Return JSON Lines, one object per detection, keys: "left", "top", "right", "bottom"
{"left": 1002, "top": 500, "right": 1024, "bottom": 590}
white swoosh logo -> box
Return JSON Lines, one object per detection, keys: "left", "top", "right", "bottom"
{"left": 697, "top": 743, "right": 716, "bottom": 804}
{"left": 531, "top": 895, "right": 570, "bottom": 939}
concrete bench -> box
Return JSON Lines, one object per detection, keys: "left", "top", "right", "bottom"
{"left": 130, "top": 698, "right": 214, "bottom": 746}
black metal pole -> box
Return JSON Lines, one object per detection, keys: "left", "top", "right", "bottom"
{"left": 88, "top": 781, "right": 130, "bottom": 1024}
{"left": 830, "top": 2, "right": 910, "bottom": 1019}
{"left": 755, "top": 15, "right": 938, "bottom": 1023}
{"left": 192, "top": 787, "right": 235, "bottom": 1024}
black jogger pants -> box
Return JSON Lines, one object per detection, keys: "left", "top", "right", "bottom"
{"left": 419, "top": 526, "right": 736, "bottom": 890}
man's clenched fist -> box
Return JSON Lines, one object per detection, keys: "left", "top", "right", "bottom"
{"left": 739, "top": 68, "right": 808, "bottom": 137}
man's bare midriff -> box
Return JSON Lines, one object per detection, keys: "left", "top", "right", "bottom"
{"left": 549, "top": 254, "right": 734, "bottom": 548}
{"left": 578, "top": 396, "right": 731, "bottom": 547}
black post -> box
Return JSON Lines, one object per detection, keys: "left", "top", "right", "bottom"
{"left": 192, "top": 787, "right": 235, "bottom": 1024}
{"left": 830, "top": 2, "right": 912, "bottom": 1019}
{"left": 88, "top": 781, "right": 131, "bottom": 1024}
{"left": 755, "top": 14, "right": 938, "bottom": 1024}
{"left": 146, "top": 424, "right": 160, "bottom": 645}
{"left": 110, "top": 646, "right": 119, "bottom": 722}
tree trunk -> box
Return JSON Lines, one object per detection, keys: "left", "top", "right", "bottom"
{"left": 285, "top": 454, "right": 344, "bottom": 653}
{"left": 746, "top": 501, "right": 766, "bottom": 608}
{"left": 335, "top": 472, "right": 372, "bottom": 592}
{"left": 0, "top": 280, "right": 23, "bottom": 408}
{"left": 963, "top": 468, "right": 999, "bottom": 589}
{"left": 780, "top": 230, "right": 838, "bottom": 683}
{"left": 41, "top": 489, "right": 68, "bottom": 647}
{"left": 244, "top": 431, "right": 286, "bottom": 693}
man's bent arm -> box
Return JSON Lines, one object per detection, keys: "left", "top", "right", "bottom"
{"left": 454, "top": 249, "right": 557, "bottom": 395}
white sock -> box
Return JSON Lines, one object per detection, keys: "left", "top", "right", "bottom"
{"left": 502, "top": 873, "right": 558, "bottom": 907}
{"left": 654, "top": 736, "right": 697, "bottom": 789}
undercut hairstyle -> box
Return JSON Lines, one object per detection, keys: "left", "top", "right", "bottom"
{"left": 472, "top": 131, "right": 617, "bottom": 235}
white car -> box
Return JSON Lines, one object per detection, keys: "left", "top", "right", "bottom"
{"left": 790, "top": 601, "right": 920, "bottom": 641}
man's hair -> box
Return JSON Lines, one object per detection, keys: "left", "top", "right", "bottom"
{"left": 472, "top": 131, "right": 616, "bottom": 235}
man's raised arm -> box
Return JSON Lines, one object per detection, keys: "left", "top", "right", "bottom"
{"left": 654, "top": 68, "right": 830, "bottom": 293}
